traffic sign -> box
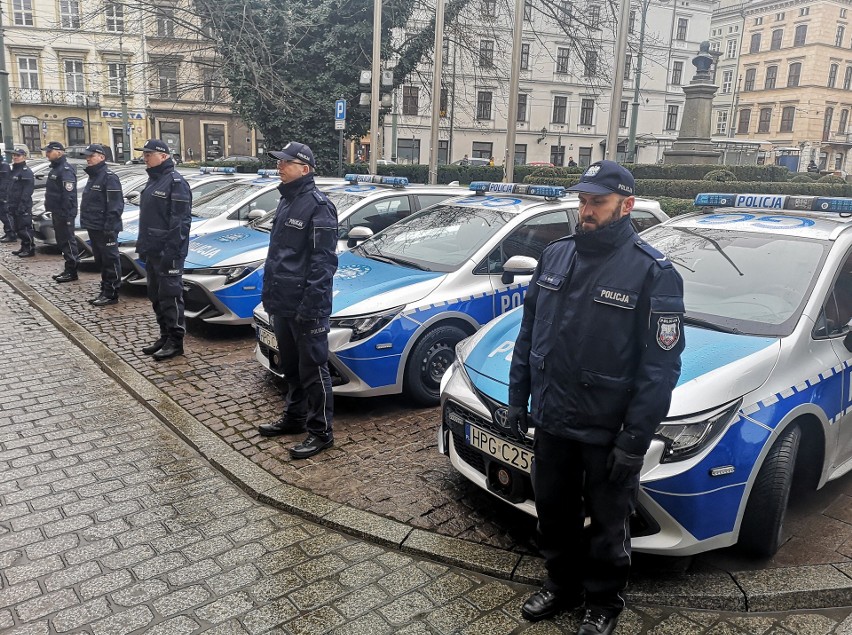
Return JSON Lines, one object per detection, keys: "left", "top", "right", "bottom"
{"left": 335, "top": 120, "right": 346, "bottom": 130}
{"left": 335, "top": 99, "right": 346, "bottom": 121}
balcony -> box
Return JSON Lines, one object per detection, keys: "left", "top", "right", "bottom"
{"left": 10, "top": 88, "right": 100, "bottom": 108}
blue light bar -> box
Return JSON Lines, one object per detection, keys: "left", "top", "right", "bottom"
{"left": 696, "top": 192, "right": 852, "bottom": 213}
{"left": 694, "top": 193, "right": 738, "bottom": 207}
{"left": 812, "top": 197, "right": 852, "bottom": 213}
{"left": 256, "top": 169, "right": 279, "bottom": 177}
{"left": 198, "top": 166, "right": 236, "bottom": 174}
{"left": 469, "top": 182, "right": 566, "bottom": 198}
{"left": 343, "top": 174, "right": 409, "bottom": 187}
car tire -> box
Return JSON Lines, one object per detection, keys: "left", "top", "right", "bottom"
{"left": 738, "top": 424, "right": 801, "bottom": 558}
{"left": 404, "top": 324, "right": 468, "bottom": 406}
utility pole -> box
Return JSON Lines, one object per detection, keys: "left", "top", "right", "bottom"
{"left": 626, "top": 1, "right": 648, "bottom": 163}
{"left": 0, "top": 7, "right": 15, "bottom": 159}
{"left": 369, "top": 0, "right": 382, "bottom": 174}
{"left": 119, "top": 34, "right": 129, "bottom": 162}
{"left": 427, "top": 0, "right": 446, "bottom": 184}
{"left": 504, "top": 0, "right": 525, "bottom": 182}
{"left": 606, "top": 0, "right": 632, "bottom": 161}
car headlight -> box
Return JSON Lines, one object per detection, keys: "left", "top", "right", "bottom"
{"left": 185, "top": 260, "right": 264, "bottom": 284}
{"left": 450, "top": 341, "right": 478, "bottom": 395}
{"left": 655, "top": 399, "right": 742, "bottom": 463}
{"left": 330, "top": 306, "right": 403, "bottom": 342}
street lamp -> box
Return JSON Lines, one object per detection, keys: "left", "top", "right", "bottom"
{"left": 626, "top": 0, "right": 671, "bottom": 164}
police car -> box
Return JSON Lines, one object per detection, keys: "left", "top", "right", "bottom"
{"left": 180, "top": 175, "right": 466, "bottom": 324}
{"left": 254, "top": 182, "right": 667, "bottom": 404}
{"left": 439, "top": 192, "right": 852, "bottom": 558}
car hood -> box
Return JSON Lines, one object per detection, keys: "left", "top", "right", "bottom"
{"left": 332, "top": 251, "right": 445, "bottom": 316}
{"left": 184, "top": 226, "right": 270, "bottom": 267}
{"left": 461, "top": 310, "right": 781, "bottom": 416}
{"left": 118, "top": 216, "right": 208, "bottom": 243}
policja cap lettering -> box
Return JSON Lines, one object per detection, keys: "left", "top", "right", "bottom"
{"left": 83, "top": 144, "right": 107, "bottom": 156}
{"left": 268, "top": 142, "right": 316, "bottom": 168}
{"left": 135, "top": 139, "right": 171, "bottom": 154}
{"left": 566, "top": 160, "right": 635, "bottom": 196}
{"left": 42, "top": 141, "right": 65, "bottom": 152}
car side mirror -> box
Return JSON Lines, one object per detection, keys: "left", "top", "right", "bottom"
{"left": 347, "top": 225, "right": 374, "bottom": 248}
{"left": 501, "top": 255, "right": 537, "bottom": 285}
{"left": 247, "top": 209, "right": 266, "bottom": 220}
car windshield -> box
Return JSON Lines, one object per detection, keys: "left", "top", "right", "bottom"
{"left": 643, "top": 224, "right": 829, "bottom": 336}
{"left": 324, "top": 191, "right": 366, "bottom": 213}
{"left": 354, "top": 205, "right": 514, "bottom": 273}
{"left": 191, "top": 182, "right": 262, "bottom": 219}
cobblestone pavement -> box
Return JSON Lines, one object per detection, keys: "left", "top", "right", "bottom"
{"left": 7, "top": 264, "right": 852, "bottom": 634}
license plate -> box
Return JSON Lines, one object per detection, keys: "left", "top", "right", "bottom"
{"left": 465, "top": 423, "right": 533, "bottom": 473}
{"left": 257, "top": 326, "right": 278, "bottom": 351}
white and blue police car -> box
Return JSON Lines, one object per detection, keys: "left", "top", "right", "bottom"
{"left": 254, "top": 182, "right": 667, "bottom": 404}
{"left": 179, "top": 175, "right": 467, "bottom": 324}
{"left": 439, "top": 192, "right": 852, "bottom": 558}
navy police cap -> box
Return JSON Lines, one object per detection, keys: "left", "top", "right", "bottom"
{"left": 268, "top": 142, "right": 316, "bottom": 168}
{"left": 566, "top": 160, "right": 635, "bottom": 197}
{"left": 42, "top": 141, "right": 65, "bottom": 152}
{"left": 83, "top": 144, "right": 107, "bottom": 156}
{"left": 135, "top": 139, "right": 171, "bottom": 154}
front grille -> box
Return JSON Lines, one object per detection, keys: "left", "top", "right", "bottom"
{"left": 119, "top": 253, "right": 138, "bottom": 277}
{"left": 452, "top": 431, "right": 486, "bottom": 474}
{"left": 183, "top": 282, "right": 218, "bottom": 315}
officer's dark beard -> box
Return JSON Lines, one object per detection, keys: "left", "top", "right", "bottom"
{"left": 576, "top": 200, "right": 625, "bottom": 235}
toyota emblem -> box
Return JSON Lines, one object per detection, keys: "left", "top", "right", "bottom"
{"left": 494, "top": 407, "right": 508, "bottom": 428}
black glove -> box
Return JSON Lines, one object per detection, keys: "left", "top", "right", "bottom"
{"left": 607, "top": 447, "right": 645, "bottom": 485}
{"left": 505, "top": 405, "right": 528, "bottom": 442}
{"left": 104, "top": 231, "right": 117, "bottom": 245}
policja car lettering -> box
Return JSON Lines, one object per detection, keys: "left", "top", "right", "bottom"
{"left": 189, "top": 243, "right": 221, "bottom": 258}
{"left": 657, "top": 315, "right": 681, "bottom": 350}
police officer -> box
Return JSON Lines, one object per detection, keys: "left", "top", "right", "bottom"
{"left": 257, "top": 142, "right": 338, "bottom": 460}
{"left": 136, "top": 139, "right": 192, "bottom": 360}
{"left": 80, "top": 144, "right": 124, "bottom": 306}
{"left": 8, "top": 148, "right": 35, "bottom": 258}
{"left": 507, "top": 161, "right": 684, "bottom": 634}
{"left": 43, "top": 141, "right": 79, "bottom": 282}
{"left": 0, "top": 155, "right": 14, "bottom": 242}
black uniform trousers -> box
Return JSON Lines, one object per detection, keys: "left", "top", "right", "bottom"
{"left": 0, "top": 204, "right": 12, "bottom": 235}
{"left": 271, "top": 314, "right": 334, "bottom": 441}
{"left": 87, "top": 229, "right": 121, "bottom": 298}
{"left": 51, "top": 215, "right": 79, "bottom": 272}
{"left": 15, "top": 214, "right": 33, "bottom": 251}
{"left": 532, "top": 429, "right": 637, "bottom": 618}
{"left": 144, "top": 253, "right": 186, "bottom": 341}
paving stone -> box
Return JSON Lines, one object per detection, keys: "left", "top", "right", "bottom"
{"left": 182, "top": 534, "right": 233, "bottom": 562}
{"left": 79, "top": 570, "right": 133, "bottom": 601}
{"left": 249, "top": 570, "right": 304, "bottom": 603}
{"left": 329, "top": 611, "right": 393, "bottom": 635}
{"left": 44, "top": 561, "right": 102, "bottom": 592}
{"left": 6, "top": 554, "right": 64, "bottom": 585}
{"left": 736, "top": 566, "right": 852, "bottom": 611}
{"left": 425, "top": 597, "right": 482, "bottom": 634}
{"left": 194, "top": 591, "right": 254, "bottom": 624}
{"left": 0, "top": 581, "right": 42, "bottom": 609}
{"left": 15, "top": 588, "right": 79, "bottom": 622}
{"left": 167, "top": 558, "right": 223, "bottom": 586}
{"left": 378, "top": 591, "right": 436, "bottom": 625}
{"left": 208, "top": 563, "right": 262, "bottom": 595}
{"left": 51, "top": 596, "right": 111, "bottom": 632}
{"left": 241, "top": 597, "right": 300, "bottom": 634}
{"left": 111, "top": 579, "right": 169, "bottom": 607}
{"left": 153, "top": 585, "right": 211, "bottom": 617}
{"left": 286, "top": 605, "right": 346, "bottom": 635}
{"left": 335, "top": 585, "right": 392, "bottom": 620}
{"left": 100, "top": 544, "right": 156, "bottom": 570}
{"left": 90, "top": 605, "right": 153, "bottom": 635}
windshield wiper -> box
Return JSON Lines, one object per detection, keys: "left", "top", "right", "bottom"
{"left": 683, "top": 314, "right": 741, "bottom": 334}
{"left": 365, "top": 253, "right": 431, "bottom": 271}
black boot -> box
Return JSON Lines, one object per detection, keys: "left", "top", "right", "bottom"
{"left": 17, "top": 249, "right": 35, "bottom": 258}
{"left": 0, "top": 233, "right": 16, "bottom": 243}
{"left": 521, "top": 589, "right": 583, "bottom": 622}
{"left": 289, "top": 435, "right": 334, "bottom": 459}
{"left": 91, "top": 296, "right": 118, "bottom": 306}
{"left": 258, "top": 414, "right": 307, "bottom": 437}
{"left": 152, "top": 338, "right": 184, "bottom": 360}
{"left": 11, "top": 246, "right": 24, "bottom": 255}
{"left": 141, "top": 335, "right": 168, "bottom": 355}
{"left": 54, "top": 271, "right": 78, "bottom": 283}
{"left": 577, "top": 610, "right": 619, "bottom": 635}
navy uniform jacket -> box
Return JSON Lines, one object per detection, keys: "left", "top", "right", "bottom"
{"left": 0, "top": 161, "right": 11, "bottom": 204}
{"left": 44, "top": 156, "right": 78, "bottom": 218}
{"left": 80, "top": 162, "right": 124, "bottom": 233}
{"left": 509, "top": 214, "right": 685, "bottom": 456}
{"left": 136, "top": 158, "right": 192, "bottom": 259}
{"left": 262, "top": 173, "right": 338, "bottom": 319}
{"left": 7, "top": 162, "right": 35, "bottom": 219}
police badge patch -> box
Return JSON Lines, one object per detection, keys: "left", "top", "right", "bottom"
{"left": 64, "top": 181, "right": 74, "bottom": 191}
{"left": 657, "top": 315, "right": 680, "bottom": 350}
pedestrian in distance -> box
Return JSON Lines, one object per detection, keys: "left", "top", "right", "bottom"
{"left": 568, "top": 156, "right": 578, "bottom": 167}
{"left": 8, "top": 148, "right": 35, "bottom": 258}
{"left": 136, "top": 139, "right": 192, "bottom": 361}
{"left": 488, "top": 155, "right": 495, "bottom": 166}
{"left": 43, "top": 141, "right": 80, "bottom": 282}
{"left": 460, "top": 154, "right": 469, "bottom": 166}
{"left": 80, "top": 144, "right": 124, "bottom": 306}
{"left": 506, "top": 160, "right": 685, "bottom": 634}
{"left": 0, "top": 155, "right": 13, "bottom": 242}
{"left": 257, "top": 141, "right": 338, "bottom": 460}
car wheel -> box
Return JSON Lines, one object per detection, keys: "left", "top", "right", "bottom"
{"left": 738, "top": 424, "right": 801, "bottom": 558}
{"left": 404, "top": 324, "right": 468, "bottom": 406}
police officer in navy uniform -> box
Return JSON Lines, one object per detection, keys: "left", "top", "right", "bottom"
{"left": 136, "top": 139, "right": 192, "bottom": 360}
{"left": 8, "top": 148, "right": 35, "bottom": 258}
{"left": 507, "top": 161, "right": 684, "bottom": 634}
{"left": 80, "top": 144, "right": 124, "bottom": 306}
{"left": 257, "top": 142, "right": 338, "bottom": 460}
{"left": 43, "top": 141, "right": 79, "bottom": 282}
{"left": 0, "top": 155, "right": 14, "bottom": 242}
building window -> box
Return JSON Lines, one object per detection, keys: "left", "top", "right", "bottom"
{"left": 579, "top": 98, "right": 594, "bottom": 126}
{"left": 12, "top": 0, "right": 33, "bottom": 26}
{"left": 202, "top": 71, "right": 221, "bottom": 101}
{"left": 671, "top": 61, "right": 683, "bottom": 85}
{"left": 105, "top": 2, "right": 124, "bottom": 32}
{"left": 758, "top": 107, "right": 772, "bottom": 133}
{"left": 770, "top": 29, "right": 782, "bottom": 50}
{"left": 829, "top": 64, "right": 839, "bottom": 88}
{"left": 838, "top": 26, "right": 846, "bottom": 47}
{"left": 743, "top": 67, "right": 755, "bottom": 90}
{"left": 754, "top": 16, "right": 763, "bottom": 25}
{"left": 725, "top": 39, "right": 737, "bottom": 58}
{"left": 737, "top": 108, "right": 751, "bottom": 134}
{"left": 472, "top": 141, "right": 492, "bottom": 159}
{"left": 18, "top": 56, "right": 38, "bottom": 90}
{"left": 397, "top": 138, "right": 420, "bottom": 164}
{"left": 824, "top": 107, "right": 834, "bottom": 141}
{"left": 440, "top": 88, "right": 448, "bottom": 116}
{"left": 715, "top": 110, "right": 728, "bottom": 135}
{"left": 524, "top": 0, "right": 532, "bottom": 20}
{"left": 67, "top": 124, "right": 85, "bottom": 146}
{"left": 845, "top": 66, "right": 852, "bottom": 90}
{"left": 629, "top": 9, "right": 636, "bottom": 33}
{"left": 480, "top": 0, "right": 496, "bottom": 15}
{"left": 584, "top": 50, "right": 597, "bottom": 77}
{"left": 156, "top": 6, "right": 175, "bottom": 37}
{"left": 479, "top": 40, "right": 494, "bottom": 67}
{"left": 556, "top": 47, "right": 569, "bottom": 73}
{"left": 793, "top": 24, "right": 807, "bottom": 46}
{"left": 476, "top": 91, "right": 492, "bottom": 120}
{"left": 552, "top": 95, "right": 567, "bottom": 123}
{"left": 520, "top": 43, "right": 530, "bottom": 70}
{"left": 619, "top": 101, "right": 628, "bottom": 128}
{"left": 749, "top": 32, "right": 761, "bottom": 53}
{"left": 517, "top": 94, "right": 528, "bottom": 122}
{"left": 107, "top": 62, "right": 127, "bottom": 95}
{"left": 666, "top": 105, "right": 679, "bottom": 130}
{"left": 775, "top": 11, "right": 784, "bottom": 20}
{"left": 780, "top": 106, "right": 795, "bottom": 132}
{"left": 588, "top": 5, "right": 600, "bottom": 28}
{"left": 158, "top": 65, "right": 178, "bottom": 99}
{"left": 722, "top": 70, "right": 733, "bottom": 93}
{"left": 787, "top": 62, "right": 801, "bottom": 87}
{"left": 625, "top": 53, "right": 633, "bottom": 81}
{"left": 59, "top": 0, "right": 80, "bottom": 28}
{"left": 710, "top": 41, "right": 720, "bottom": 53}
{"left": 676, "top": 18, "right": 688, "bottom": 41}
{"left": 843, "top": 8, "right": 848, "bottom": 18}
{"left": 839, "top": 109, "right": 849, "bottom": 134}
{"left": 765, "top": 65, "right": 777, "bottom": 89}
{"left": 64, "top": 59, "right": 84, "bottom": 94}
{"left": 21, "top": 122, "right": 38, "bottom": 150}
{"left": 515, "top": 143, "right": 527, "bottom": 164}
{"left": 559, "top": 0, "right": 572, "bottom": 24}
{"left": 402, "top": 86, "right": 418, "bottom": 115}
{"left": 550, "top": 144, "right": 565, "bottom": 166}
{"left": 799, "top": 6, "right": 809, "bottom": 15}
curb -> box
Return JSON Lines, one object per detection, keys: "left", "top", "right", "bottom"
{"left": 5, "top": 262, "right": 852, "bottom": 612}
